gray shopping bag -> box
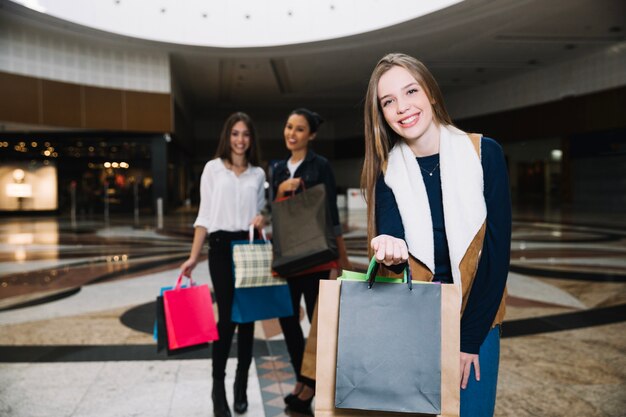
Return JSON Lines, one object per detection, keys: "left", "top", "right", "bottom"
{"left": 335, "top": 262, "right": 442, "bottom": 414}
{"left": 271, "top": 183, "right": 338, "bottom": 276}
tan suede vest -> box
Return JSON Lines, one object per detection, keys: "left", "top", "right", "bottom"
{"left": 381, "top": 133, "right": 506, "bottom": 327}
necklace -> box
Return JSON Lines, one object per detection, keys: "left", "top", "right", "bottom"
{"left": 419, "top": 162, "right": 440, "bottom": 177}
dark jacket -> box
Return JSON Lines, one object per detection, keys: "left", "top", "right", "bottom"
{"left": 375, "top": 136, "right": 511, "bottom": 354}
{"left": 271, "top": 150, "right": 342, "bottom": 236}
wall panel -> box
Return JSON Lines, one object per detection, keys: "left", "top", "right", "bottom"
{"left": 125, "top": 91, "right": 172, "bottom": 132}
{"left": 0, "top": 71, "right": 172, "bottom": 132}
{"left": 0, "top": 72, "right": 39, "bottom": 124}
{"left": 84, "top": 86, "right": 124, "bottom": 130}
{"left": 41, "top": 79, "right": 82, "bottom": 127}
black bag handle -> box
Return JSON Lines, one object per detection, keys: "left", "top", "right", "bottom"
{"left": 366, "top": 257, "right": 412, "bottom": 291}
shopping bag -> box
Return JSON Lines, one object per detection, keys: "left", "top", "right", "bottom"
{"left": 163, "top": 274, "right": 219, "bottom": 350}
{"left": 154, "top": 284, "right": 188, "bottom": 341}
{"left": 156, "top": 291, "right": 212, "bottom": 356}
{"left": 231, "top": 227, "right": 294, "bottom": 323}
{"left": 271, "top": 183, "right": 338, "bottom": 276}
{"left": 232, "top": 227, "right": 284, "bottom": 288}
{"left": 231, "top": 284, "right": 293, "bottom": 323}
{"left": 291, "top": 259, "right": 338, "bottom": 277}
{"left": 336, "top": 260, "right": 441, "bottom": 413}
{"left": 300, "top": 301, "right": 318, "bottom": 380}
{"left": 155, "top": 295, "right": 168, "bottom": 352}
{"left": 315, "top": 258, "right": 460, "bottom": 417}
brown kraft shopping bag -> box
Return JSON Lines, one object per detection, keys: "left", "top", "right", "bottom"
{"left": 315, "top": 280, "right": 460, "bottom": 417}
{"left": 300, "top": 301, "right": 318, "bottom": 380}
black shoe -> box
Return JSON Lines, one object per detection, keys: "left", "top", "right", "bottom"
{"left": 233, "top": 369, "right": 248, "bottom": 414}
{"left": 287, "top": 393, "right": 314, "bottom": 414}
{"left": 212, "top": 381, "right": 232, "bottom": 417}
{"left": 284, "top": 384, "right": 304, "bottom": 405}
{"left": 284, "top": 392, "right": 297, "bottom": 405}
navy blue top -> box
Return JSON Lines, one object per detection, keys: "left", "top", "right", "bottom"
{"left": 375, "top": 137, "right": 512, "bottom": 354}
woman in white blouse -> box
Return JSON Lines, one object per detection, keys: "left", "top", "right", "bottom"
{"left": 180, "top": 112, "right": 266, "bottom": 417}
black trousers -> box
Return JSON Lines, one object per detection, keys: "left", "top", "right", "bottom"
{"left": 279, "top": 270, "right": 329, "bottom": 388}
{"left": 208, "top": 230, "right": 255, "bottom": 381}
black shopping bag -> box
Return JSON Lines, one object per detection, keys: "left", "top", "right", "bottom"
{"left": 271, "top": 183, "right": 338, "bottom": 276}
{"left": 155, "top": 295, "right": 168, "bottom": 353}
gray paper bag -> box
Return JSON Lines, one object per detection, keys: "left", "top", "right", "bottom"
{"left": 335, "top": 279, "right": 442, "bottom": 414}
{"left": 271, "top": 183, "right": 338, "bottom": 276}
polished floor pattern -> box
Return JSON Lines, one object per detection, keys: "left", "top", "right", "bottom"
{"left": 0, "top": 210, "right": 625, "bottom": 416}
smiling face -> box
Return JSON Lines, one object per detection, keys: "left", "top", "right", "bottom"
{"left": 284, "top": 114, "right": 315, "bottom": 153}
{"left": 377, "top": 65, "right": 437, "bottom": 143}
{"left": 229, "top": 120, "right": 251, "bottom": 158}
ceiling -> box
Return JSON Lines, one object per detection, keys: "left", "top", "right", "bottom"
{"left": 167, "top": 0, "right": 625, "bottom": 117}
{"left": 8, "top": 0, "right": 463, "bottom": 48}
{"left": 2, "top": 0, "right": 625, "bottom": 126}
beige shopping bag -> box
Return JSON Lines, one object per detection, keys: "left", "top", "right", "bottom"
{"left": 300, "top": 301, "right": 318, "bottom": 380}
{"left": 315, "top": 280, "right": 460, "bottom": 417}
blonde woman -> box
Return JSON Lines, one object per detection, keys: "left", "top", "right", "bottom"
{"left": 361, "top": 53, "right": 511, "bottom": 417}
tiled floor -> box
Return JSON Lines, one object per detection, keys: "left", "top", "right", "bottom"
{"left": 0, "top": 208, "right": 625, "bottom": 416}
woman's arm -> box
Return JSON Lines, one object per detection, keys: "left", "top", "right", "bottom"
{"left": 193, "top": 162, "right": 213, "bottom": 230}
{"left": 460, "top": 137, "right": 511, "bottom": 354}
{"left": 315, "top": 158, "right": 354, "bottom": 271}
{"left": 459, "top": 138, "right": 511, "bottom": 388}
{"left": 372, "top": 174, "right": 409, "bottom": 267}
{"left": 252, "top": 169, "right": 267, "bottom": 229}
{"left": 180, "top": 226, "right": 208, "bottom": 277}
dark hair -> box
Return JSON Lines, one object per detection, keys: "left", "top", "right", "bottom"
{"left": 214, "top": 112, "right": 260, "bottom": 166}
{"left": 289, "top": 108, "right": 324, "bottom": 133}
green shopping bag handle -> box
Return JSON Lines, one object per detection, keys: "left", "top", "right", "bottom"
{"left": 366, "top": 256, "right": 412, "bottom": 290}
{"left": 339, "top": 257, "right": 421, "bottom": 289}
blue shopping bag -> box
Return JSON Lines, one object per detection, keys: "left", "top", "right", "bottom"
{"left": 230, "top": 227, "right": 293, "bottom": 323}
{"left": 232, "top": 284, "right": 293, "bottom": 323}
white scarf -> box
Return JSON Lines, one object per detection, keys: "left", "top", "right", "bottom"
{"left": 384, "top": 125, "right": 486, "bottom": 293}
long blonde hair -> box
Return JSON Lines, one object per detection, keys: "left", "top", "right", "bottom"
{"left": 360, "top": 53, "right": 453, "bottom": 246}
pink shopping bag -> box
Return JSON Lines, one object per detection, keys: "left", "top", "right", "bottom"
{"left": 163, "top": 274, "right": 219, "bottom": 350}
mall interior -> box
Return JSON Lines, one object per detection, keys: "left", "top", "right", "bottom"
{"left": 0, "top": 0, "right": 625, "bottom": 416}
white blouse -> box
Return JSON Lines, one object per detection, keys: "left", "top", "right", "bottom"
{"left": 193, "top": 158, "right": 266, "bottom": 233}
